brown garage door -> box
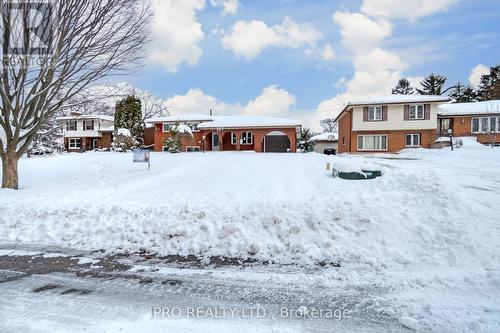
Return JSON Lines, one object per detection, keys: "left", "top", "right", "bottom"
{"left": 264, "top": 135, "right": 290, "bottom": 153}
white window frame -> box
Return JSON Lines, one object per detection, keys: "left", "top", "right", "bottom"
{"left": 162, "top": 123, "right": 171, "bottom": 132}
{"left": 68, "top": 138, "right": 81, "bottom": 149}
{"left": 405, "top": 134, "right": 421, "bottom": 147}
{"left": 490, "top": 117, "right": 497, "bottom": 132}
{"left": 409, "top": 105, "right": 425, "bottom": 120}
{"left": 357, "top": 134, "right": 388, "bottom": 151}
{"left": 241, "top": 132, "right": 253, "bottom": 145}
{"left": 368, "top": 106, "right": 382, "bottom": 121}
{"left": 68, "top": 120, "right": 77, "bottom": 131}
{"left": 471, "top": 117, "right": 500, "bottom": 133}
{"left": 84, "top": 120, "right": 94, "bottom": 131}
{"left": 186, "top": 146, "right": 201, "bottom": 152}
{"left": 472, "top": 118, "right": 480, "bottom": 133}
{"left": 231, "top": 132, "right": 237, "bottom": 145}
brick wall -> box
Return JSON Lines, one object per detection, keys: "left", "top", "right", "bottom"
{"left": 349, "top": 129, "right": 436, "bottom": 153}
{"left": 338, "top": 110, "right": 352, "bottom": 153}
{"left": 152, "top": 124, "right": 298, "bottom": 152}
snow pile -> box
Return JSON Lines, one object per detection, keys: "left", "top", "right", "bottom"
{"left": 1, "top": 147, "right": 500, "bottom": 330}
{"left": 117, "top": 128, "right": 131, "bottom": 137}
{"left": 1, "top": 148, "right": 498, "bottom": 270}
{"left": 172, "top": 124, "right": 193, "bottom": 135}
{"left": 332, "top": 157, "right": 380, "bottom": 173}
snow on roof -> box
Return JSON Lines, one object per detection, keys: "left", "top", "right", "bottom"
{"left": 146, "top": 114, "right": 214, "bottom": 123}
{"left": 346, "top": 95, "right": 451, "bottom": 106}
{"left": 56, "top": 114, "right": 114, "bottom": 122}
{"left": 334, "top": 95, "right": 451, "bottom": 122}
{"left": 172, "top": 124, "right": 193, "bottom": 135}
{"left": 311, "top": 132, "right": 338, "bottom": 142}
{"left": 197, "top": 115, "right": 301, "bottom": 129}
{"left": 438, "top": 100, "right": 500, "bottom": 116}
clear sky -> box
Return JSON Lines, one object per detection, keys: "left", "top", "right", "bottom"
{"left": 119, "top": 0, "right": 500, "bottom": 129}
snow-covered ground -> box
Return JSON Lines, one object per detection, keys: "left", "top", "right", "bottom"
{"left": 1, "top": 139, "right": 500, "bottom": 331}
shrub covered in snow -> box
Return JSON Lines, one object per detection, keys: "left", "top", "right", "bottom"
{"left": 113, "top": 128, "right": 137, "bottom": 152}
{"left": 162, "top": 122, "right": 193, "bottom": 153}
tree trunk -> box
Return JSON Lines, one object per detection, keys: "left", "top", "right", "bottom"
{"left": 1, "top": 153, "right": 20, "bottom": 189}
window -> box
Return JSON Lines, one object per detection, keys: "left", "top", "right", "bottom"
{"left": 241, "top": 132, "right": 253, "bottom": 145}
{"left": 84, "top": 120, "right": 94, "bottom": 131}
{"left": 68, "top": 138, "right": 81, "bottom": 149}
{"left": 342, "top": 137, "right": 346, "bottom": 146}
{"left": 357, "top": 135, "right": 388, "bottom": 151}
{"left": 162, "top": 123, "right": 170, "bottom": 132}
{"left": 405, "top": 134, "right": 421, "bottom": 147}
{"left": 186, "top": 146, "right": 201, "bottom": 152}
{"left": 231, "top": 132, "right": 237, "bottom": 145}
{"left": 409, "top": 105, "right": 425, "bottom": 120}
{"left": 67, "top": 121, "right": 77, "bottom": 131}
{"left": 481, "top": 118, "right": 489, "bottom": 132}
{"left": 472, "top": 118, "right": 479, "bottom": 133}
{"left": 368, "top": 106, "right": 382, "bottom": 121}
{"left": 490, "top": 117, "right": 497, "bottom": 132}
{"left": 472, "top": 117, "right": 500, "bottom": 133}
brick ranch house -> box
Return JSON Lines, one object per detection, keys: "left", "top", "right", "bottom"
{"left": 57, "top": 114, "right": 114, "bottom": 152}
{"left": 334, "top": 95, "right": 452, "bottom": 153}
{"left": 437, "top": 100, "right": 500, "bottom": 145}
{"left": 145, "top": 114, "right": 301, "bottom": 153}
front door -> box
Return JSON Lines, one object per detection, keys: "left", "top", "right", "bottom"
{"left": 92, "top": 138, "right": 98, "bottom": 150}
{"left": 212, "top": 133, "right": 219, "bottom": 151}
{"left": 440, "top": 118, "right": 453, "bottom": 137}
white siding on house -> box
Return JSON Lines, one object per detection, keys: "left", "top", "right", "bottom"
{"left": 313, "top": 141, "right": 338, "bottom": 154}
{"left": 352, "top": 103, "right": 441, "bottom": 131}
{"left": 62, "top": 119, "right": 114, "bottom": 138}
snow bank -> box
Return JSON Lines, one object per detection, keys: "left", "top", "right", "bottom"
{"left": 172, "top": 124, "right": 193, "bottom": 135}
{"left": 1, "top": 148, "right": 498, "bottom": 271}
{"left": 1, "top": 146, "right": 499, "bottom": 330}
{"left": 117, "top": 128, "right": 131, "bottom": 137}
{"left": 332, "top": 157, "right": 380, "bottom": 173}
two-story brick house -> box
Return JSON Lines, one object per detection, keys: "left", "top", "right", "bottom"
{"left": 334, "top": 95, "right": 451, "bottom": 153}
{"left": 57, "top": 114, "right": 114, "bottom": 152}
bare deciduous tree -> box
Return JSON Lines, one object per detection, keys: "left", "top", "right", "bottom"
{"left": 320, "top": 118, "right": 338, "bottom": 133}
{"left": 0, "top": 0, "right": 151, "bottom": 189}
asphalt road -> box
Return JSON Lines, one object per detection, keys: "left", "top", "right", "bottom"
{"left": 0, "top": 244, "right": 404, "bottom": 333}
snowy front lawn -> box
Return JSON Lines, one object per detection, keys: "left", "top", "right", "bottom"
{"left": 1, "top": 142, "right": 500, "bottom": 330}
{"left": 0, "top": 144, "right": 499, "bottom": 270}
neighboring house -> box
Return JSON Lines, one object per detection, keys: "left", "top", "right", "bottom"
{"left": 437, "top": 100, "right": 500, "bottom": 146}
{"left": 146, "top": 114, "right": 301, "bottom": 153}
{"left": 56, "top": 114, "right": 114, "bottom": 152}
{"left": 334, "top": 95, "right": 451, "bottom": 154}
{"left": 310, "top": 133, "right": 338, "bottom": 154}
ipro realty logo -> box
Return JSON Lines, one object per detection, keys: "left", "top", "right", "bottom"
{"left": 3, "top": 0, "right": 55, "bottom": 56}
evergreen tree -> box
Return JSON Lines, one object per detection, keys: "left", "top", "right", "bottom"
{"left": 114, "top": 95, "right": 144, "bottom": 147}
{"left": 416, "top": 74, "right": 448, "bottom": 95}
{"left": 27, "top": 114, "right": 64, "bottom": 155}
{"left": 297, "top": 128, "right": 315, "bottom": 152}
{"left": 477, "top": 65, "right": 500, "bottom": 101}
{"left": 392, "top": 78, "right": 414, "bottom": 95}
{"left": 449, "top": 82, "right": 478, "bottom": 103}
